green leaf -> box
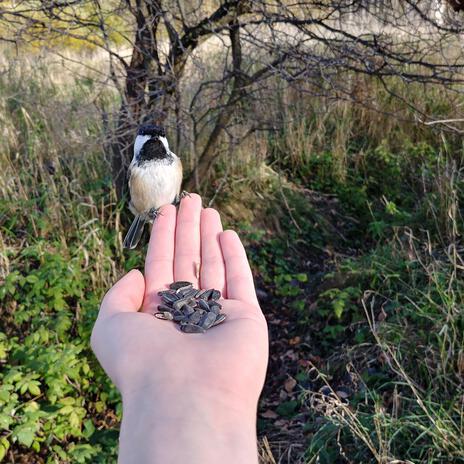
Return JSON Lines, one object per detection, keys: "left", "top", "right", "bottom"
{"left": 0, "top": 443, "right": 6, "bottom": 462}
{"left": 14, "top": 424, "right": 36, "bottom": 447}
{"left": 0, "top": 388, "right": 10, "bottom": 403}
{"left": 0, "top": 413, "right": 13, "bottom": 430}
{"left": 28, "top": 381, "right": 41, "bottom": 396}
{"left": 69, "top": 411, "right": 81, "bottom": 429}
{"left": 333, "top": 299, "right": 345, "bottom": 319}
{"left": 24, "top": 401, "right": 40, "bottom": 413}
{"left": 82, "top": 419, "right": 95, "bottom": 439}
{"left": 59, "top": 405, "right": 74, "bottom": 415}
{"left": 0, "top": 437, "right": 8, "bottom": 461}
{"left": 60, "top": 397, "right": 76, "bottom": 406}
{"left": 276, "top": 400, "right": 299, "bottom": 418}
{"left": 25, "top": 275, "right": 39, "bottom": 284}
{"left": 68, "top": 444, "right": 99, "bottom": 463}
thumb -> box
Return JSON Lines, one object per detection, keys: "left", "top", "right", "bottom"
{"left": 98, "top": 269, "right": 145, "bottom": 320}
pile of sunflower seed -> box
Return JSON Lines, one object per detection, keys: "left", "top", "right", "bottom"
{"left": 155, "top": 281, "right": 227, "bottom": 334}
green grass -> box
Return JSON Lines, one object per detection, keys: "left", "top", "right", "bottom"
{"left": 1, "top": 53, "right": 464, "bottom": 463}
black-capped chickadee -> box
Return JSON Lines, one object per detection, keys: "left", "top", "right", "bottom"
{"left": 123, "top": 124, "right": 183, "bottom": 249}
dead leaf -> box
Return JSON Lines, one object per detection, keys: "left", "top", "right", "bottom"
{"left": 289, "top": 336, "right": 301, "bottom": 345}
{"left": 335, "top": 389, "right": 349, "bottom": 399}
{"left": 377, "top": 307, "right": 387, "bottom": 322}
{"left": 274, "top": 419, "right": 289, "bottom": 428}
{"left": 284, "top": 377, "right": 297, "bottom": 393}
{"left": 260, "top": 409, "right": 279, "bottom": 419}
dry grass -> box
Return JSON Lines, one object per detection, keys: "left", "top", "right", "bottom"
{"left": 1, "top": 46, "right": 464, "bottom": 463}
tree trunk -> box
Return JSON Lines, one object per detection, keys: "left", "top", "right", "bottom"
{"left": 112, "top": 1, "right": 163, "bottom": 200}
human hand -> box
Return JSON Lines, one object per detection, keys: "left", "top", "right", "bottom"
{"left": 91, "top": 194, "right": 268, "bottom": 463}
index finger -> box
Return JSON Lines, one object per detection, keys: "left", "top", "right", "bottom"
{"left": 143, "top": 204, "right": 176, "bottom": 311}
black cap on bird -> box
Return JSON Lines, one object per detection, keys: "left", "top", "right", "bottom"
{"left": 137, "top": 124, "right": 166, "bottom": 138}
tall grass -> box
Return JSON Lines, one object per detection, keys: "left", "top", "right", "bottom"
{"left": 0, "top": 53, "right": 123, "bottom": 279}
{"left": 1, "top": 49, "right": 464, "bottom": 463}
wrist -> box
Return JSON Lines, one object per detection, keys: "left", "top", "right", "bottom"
{"left": 119, "top": 382, "right": 259, "bottom": 464}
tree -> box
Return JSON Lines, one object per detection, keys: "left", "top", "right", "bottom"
{"left": 2, "top": 0, "right": 464, "bottom": 196}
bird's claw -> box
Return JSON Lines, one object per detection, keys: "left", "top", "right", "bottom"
{"left": 147, "top": 207, "right": 160, "bottom": 222}
{"left": 173, "top": 191, "right": 191, "bottom": 206}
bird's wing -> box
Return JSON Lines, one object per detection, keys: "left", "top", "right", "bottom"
{"left": 126, "top": 164, "right": 138, "bottom": 215}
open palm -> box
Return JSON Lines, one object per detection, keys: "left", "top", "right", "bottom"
{"left": 91, "top": 194, "right": 268, "bottom": 411}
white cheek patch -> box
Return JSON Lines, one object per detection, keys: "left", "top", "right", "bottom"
{"left": 133, "top": 135, "right": 151, "bottom": 159}
{"left": 159, "top": 136, "right": 170, "bottom": 152}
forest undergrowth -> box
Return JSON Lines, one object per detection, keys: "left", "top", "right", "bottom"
{"left": 0, "top": 55, "right": 463, "bottom": 463}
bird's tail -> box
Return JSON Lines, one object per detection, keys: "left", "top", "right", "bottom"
{"left": 123, "top": 214, "right": 147, "bottom": 249}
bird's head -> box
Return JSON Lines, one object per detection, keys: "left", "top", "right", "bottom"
{"left": 134, "top": 124, "right": 170, "bottom": 162}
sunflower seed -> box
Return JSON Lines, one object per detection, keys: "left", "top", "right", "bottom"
{"left": 198, "top": 299, "right": 210, "bottom": 311}
{"left": 182, "top": 304, "right": 195, "bottom": 316}
{"left": 158, "top": 292, "right": 179, "bottom": 304}
{"left": 212, "top": 313, "right": 227, "bottom": 327}
{"left": 176, "top": 284, "right": 194, "bottom": 295}
{"left": 165, "top": 295, "right": 180, "bottom": 305}
{"left": 188, "top": 310, "right": 203, "bottom": 324}
{"left": 154, "top": 312, "right": 173, "bottom": 321}
{"left": 170, "top": 281, "right": 193, "bottom": 290}
{"left": 180, "top": 323, "right": 206, "bottom": 334}
{"left": 172, "top": 310, "right": 186, "bottom": 322}
{"left": 200, "top": 312, "right": 217, "bottom": 330}
{"left": 173, "top": 297, "right": 192, "bottom": 311}
{"left": 154, "top": 282, "right": 227, "bottom": 333}
{"left": 201, "top": 289, "right": 214, "bottom": 300}
{"left": 195, "top": 289, "right": 209, "bottom": 299}
{"left": 180, "top": 288, "right": 198, "bottom": 299}
{"left": 158, "top": 290, "right": 173, "bottom": 297}
{"left": 210, "top": 289, "right": 221, "bottom": 301}
{"left": 158, "top": 304, "right": 174, "bottom": 312}
{"left": 208, "top": 303, "right": 221, "bottom": 315}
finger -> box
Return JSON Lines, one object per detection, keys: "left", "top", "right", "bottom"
{"left": 99, "top": 269, "right": 145, "bottom": 320}
{"left": 174, "top": 193, "right": 202, "bottom": 287}
{"left": 200, "top": 208, "right": 226, "bottom": 295}
{"left": 220, "top": 230, "right": 259, "bottom": 307}
{"left": 145, "top": 204, "right": 176, "bottom": 290}
{"left": 143, "top": 204, "right": 176, "bottom": 312}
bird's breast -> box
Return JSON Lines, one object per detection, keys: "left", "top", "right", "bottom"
{"left": 129, "top": 158, "right": 182, "bottom": 214}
